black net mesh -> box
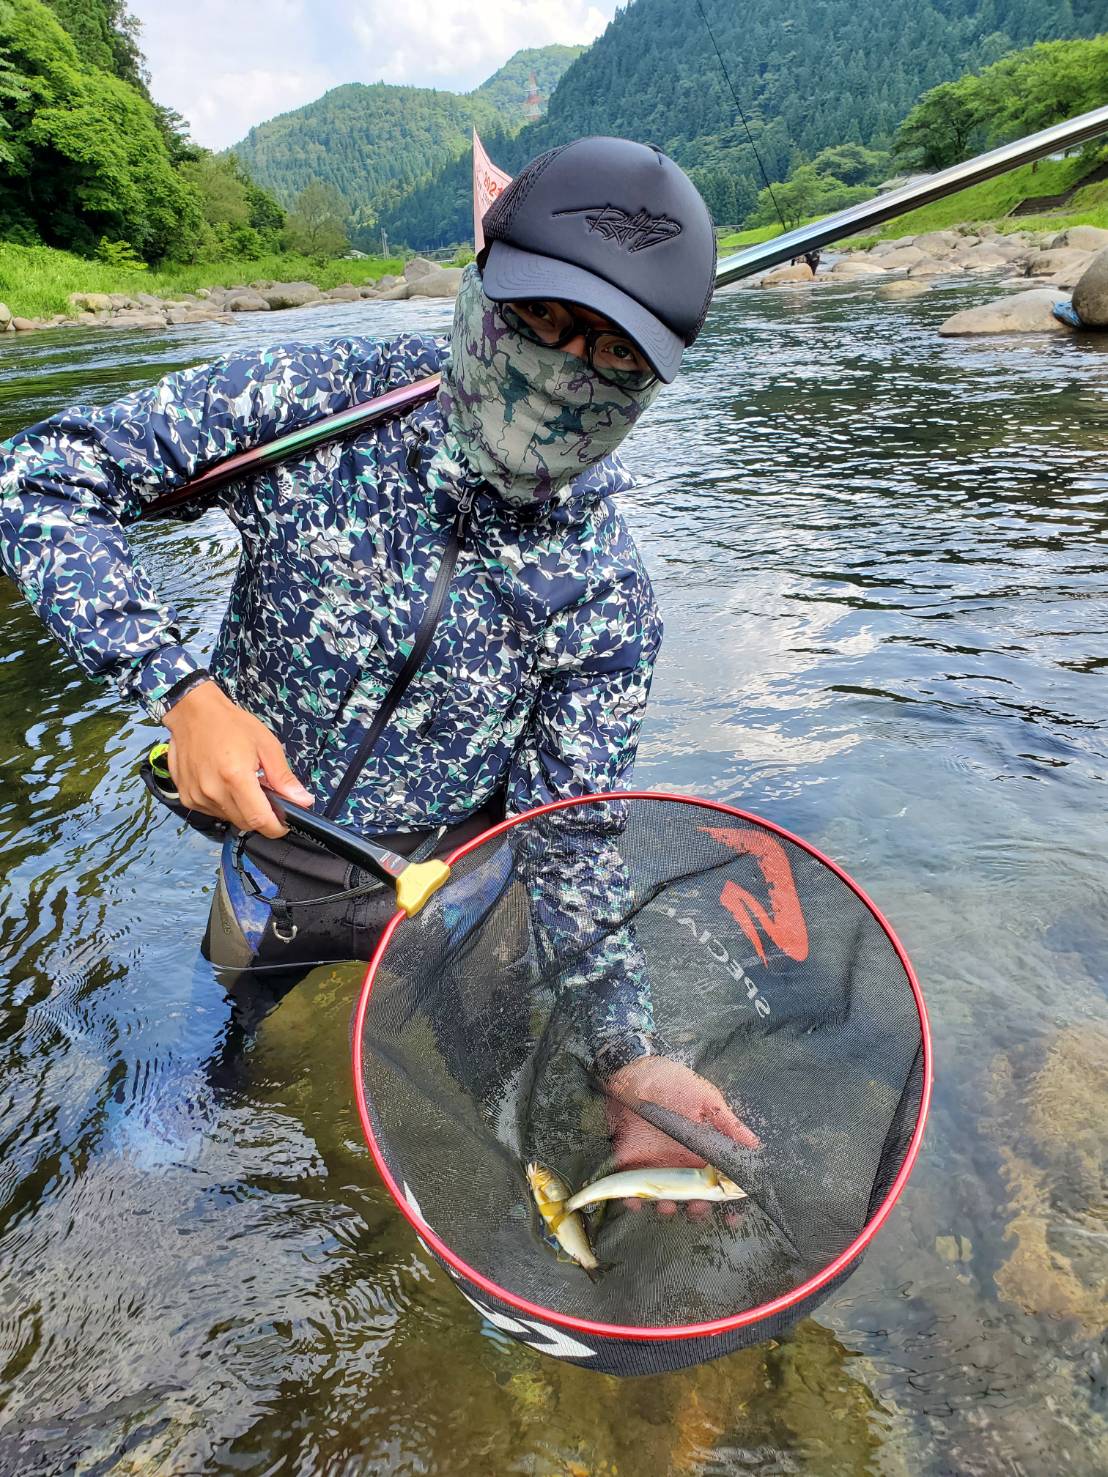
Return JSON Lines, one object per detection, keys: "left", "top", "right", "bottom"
{"left": 358, "top": 797, "right": 925, "bottom": 1335}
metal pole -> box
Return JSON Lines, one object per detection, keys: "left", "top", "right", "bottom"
{"left": 715, "top": 103, "right": 1108, "bottom": 287}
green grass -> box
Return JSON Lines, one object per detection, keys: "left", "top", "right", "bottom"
{"left": 0, "top": 244, "right": 405, "bottom": 321}
{"left": 716, "top": 147, "right": 1108, "bottom": 258}
{"left": 716, "top": 221, "right": 808, "bottom": 251}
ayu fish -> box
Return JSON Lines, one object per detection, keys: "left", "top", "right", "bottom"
{"left": 526, "top": 1162, "right": 599, "bottom": 1271}
{"left": 564, "top": 1164, "right": 748, "bottom": 1214}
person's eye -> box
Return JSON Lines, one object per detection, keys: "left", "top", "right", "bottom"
{"left": 602, "top": 337, "right": 649, "bottom": 371}
{"left": 522, "top": 301, "right": 555, "bottom": 324}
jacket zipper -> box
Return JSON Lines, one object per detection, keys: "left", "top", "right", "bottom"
{"left": 323, "top": 486, "right": 476, "bottom": 821}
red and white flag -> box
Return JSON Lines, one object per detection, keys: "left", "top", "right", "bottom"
{"left": 472, "top": 128, "right": 512, "bottom": 254}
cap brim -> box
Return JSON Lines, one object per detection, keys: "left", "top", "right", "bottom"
{"left": 482, "top": 240, "right": 684, "bottom": 383}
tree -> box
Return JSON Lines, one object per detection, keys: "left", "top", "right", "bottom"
{"left": 0, "top": 0, "right": 203, "bottom": 258}
{"left": 748, "top": 165, "right": 872, "bottom": 229}
{"left": 809, "top": 143, "right": 890, "bottom": 186}
{"left": 283, "top": 179, "right": 349, "bottom": 258}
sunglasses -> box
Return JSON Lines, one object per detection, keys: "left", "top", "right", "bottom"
{"left": 501, "top": 299, "right": 658, "bottom": 391}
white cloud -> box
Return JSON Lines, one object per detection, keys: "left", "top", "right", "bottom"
{"left": 129, "top": 0, "right": 618, "bottom": 150}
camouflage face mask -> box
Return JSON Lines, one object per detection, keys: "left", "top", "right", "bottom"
{"left": 437, "top": 264, "right": 661, "bottom": 508}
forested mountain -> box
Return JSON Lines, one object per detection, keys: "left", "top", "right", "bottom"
{"left": 383, "top": 0, "right": 1106, "bottom": 247}
{"left": 473, "top": 45, "right": 585, "bottom": 123}
{"left": 228, "top": 45, "right": 585, "bottom": 238}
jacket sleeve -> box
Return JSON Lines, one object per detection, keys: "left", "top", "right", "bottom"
{"left": 505, "top": 567, "right": 663, "bottom": 1074}
{"left": 0, "top": 335, "right": 439, "bottom": 720}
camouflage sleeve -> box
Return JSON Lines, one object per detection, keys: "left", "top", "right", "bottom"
{"left": 0, "top": 335, "right": 437, "bottom": 720}
{"left": 506, "top": 572, "right": 662, "bottom": 1076}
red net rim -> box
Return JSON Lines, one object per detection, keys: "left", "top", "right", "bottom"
{"left": 352, "top": 790, "right": 933, "bottom": 1342}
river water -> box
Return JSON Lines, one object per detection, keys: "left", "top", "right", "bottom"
{"left": 0, "top": 282, "right": 1104, "bottom": 1475}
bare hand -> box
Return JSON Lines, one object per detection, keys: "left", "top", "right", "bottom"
{"left": 163, "top": 680, "right": 313, "bottom": 839}
{"left": 604, "top": 1054, "right": 760, "bottom": 1218}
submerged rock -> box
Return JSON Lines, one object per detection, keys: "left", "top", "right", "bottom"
{"left": 878, "top": 279, "right": 930, "bottom": 299}
{"left": 938, "top": 288, "right": 1074, "bottom": 335}
{"left": 1071, "top": 246, "right": 1108, "bottom": 328}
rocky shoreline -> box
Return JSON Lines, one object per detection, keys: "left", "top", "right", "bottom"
{"left": 4, "top": 230, "right": 1107, "bottom": 340}
{"left": 753, "top": 223, "right": 1108, "bottom": 334}
{"left": 0, "top": 258, "right": 463, "bottom": 337}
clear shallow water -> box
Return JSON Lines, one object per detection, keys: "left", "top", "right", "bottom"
{"left": 0, "top": 284, "right": 1105, "bottom": 1474}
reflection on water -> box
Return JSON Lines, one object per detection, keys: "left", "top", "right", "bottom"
{"left": 0, "top": 284, "right": 1105, "bottom": 1473}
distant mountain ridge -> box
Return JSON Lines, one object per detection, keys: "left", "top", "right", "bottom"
{"left": 227, "top": 44, "right": 584, "bottom": 235}
{"left": 382, "top": 0, "right": 1106, "bottom": 248}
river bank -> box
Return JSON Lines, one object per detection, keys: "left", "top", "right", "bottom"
{"left": 0, "top": 254, "right": 464, "bottom": 336}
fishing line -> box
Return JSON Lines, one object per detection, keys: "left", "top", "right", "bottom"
{"left": 692, "top": 0, "right": 788, "bottom": 232}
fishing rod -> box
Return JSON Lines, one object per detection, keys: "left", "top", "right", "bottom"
{"left": 716, "top": 101, "right": 1108, "bottom": 285}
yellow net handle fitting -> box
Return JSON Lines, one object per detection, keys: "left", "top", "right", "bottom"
{"left": 142, "top": 751, "right": 449, "bottom": 917}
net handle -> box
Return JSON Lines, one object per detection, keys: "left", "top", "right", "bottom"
{"left": 352, "top": 789, "right": 933, "bottom": 1342}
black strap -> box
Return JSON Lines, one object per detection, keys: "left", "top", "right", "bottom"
{"left": 324, "top": 486, "right": 476, "bottom": 820}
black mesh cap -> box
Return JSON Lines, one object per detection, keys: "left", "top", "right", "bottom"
{"left": 481, "top": 137, "right": 717, "bottom": 383}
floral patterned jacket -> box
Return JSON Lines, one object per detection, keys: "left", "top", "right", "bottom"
{"left": 0, "top": 331, "right": 660, "bottom": 1061}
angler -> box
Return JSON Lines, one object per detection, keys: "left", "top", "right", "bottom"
{"left": 0, "top": 135, "right": 757, "bottom": 1177}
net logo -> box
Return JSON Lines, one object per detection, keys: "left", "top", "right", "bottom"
{"left": 700, "top": 826, "right": 809, "bottom": 966}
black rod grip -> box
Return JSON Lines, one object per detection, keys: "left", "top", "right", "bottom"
{"left": 261, "top": 786, "right": 406, "bottom": 882}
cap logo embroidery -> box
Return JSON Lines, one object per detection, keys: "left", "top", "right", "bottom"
{"left": 552, "top": 205, "right": 682, "bottom": 252}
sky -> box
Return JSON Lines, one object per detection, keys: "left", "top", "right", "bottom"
{"left": 128, "top": 0, "right": 621, "bottom": 151}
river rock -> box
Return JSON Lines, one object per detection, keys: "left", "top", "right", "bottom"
{"left": 1071, "top": 246, "right": 1108, "bottom": 327}
{"left": 909, "top": 259, "right": 959, "bottom": 278}
{"left": 377, "top": 282, "right": 411, "bottom": 301}
{"left": 359, "top": 284, "right": 380, "bottom": 298}
{"left": 959, "top": 247, "right": 1013, "bottom": 272}
{"left": 408, "top": 267, "right": 464, "bottom": 298}
{"left": 761, "top": 262, "right": 815, "bottom": 285}
{"left": 259, "top": 281, "right": 321, "bottom": 309}
{"left": 403, "top": 257, "right": 437, "bottom": 282}
{"left": 224, "top": 291, "right": 270, "bottom": 312}
{"left": 106, "top": 312, "right": 167, "bottom": 329}
{"left": 938, "top": 288, "right": 1074, "bottom": 336}
{"left": 913, "top": 230, "right": 962, "bottom": 256}
{"left": 194, "top": 288, "right": 211, "bottom": 299}
{"left": 831, "top": 257, "right": 887, "bottom": 276}
{"left": 1051, "top": 225, "right": 1108, "bottom": 254}
{"left": 325, "top": 283, "right": 362, "bottom": 301}
{"left": 878, "top": 279, "right": 930, "bottom": 298}
{"left": 877, "top": 245, "right": 927, "bottom": 270}
{"left": 67, "top": 291, "right": 113, "bottom": 312}
{"left": 12, "top": 317, "right": 40, "bottom": 331}
{"left": 0, "top": 302, "right": 10, "bottom": 327}
{"left": 377, "top": 275, "right": 400, "bottom": 290}
{"left": 1026, "top": 248, "right": 1091, "bottom": 280}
